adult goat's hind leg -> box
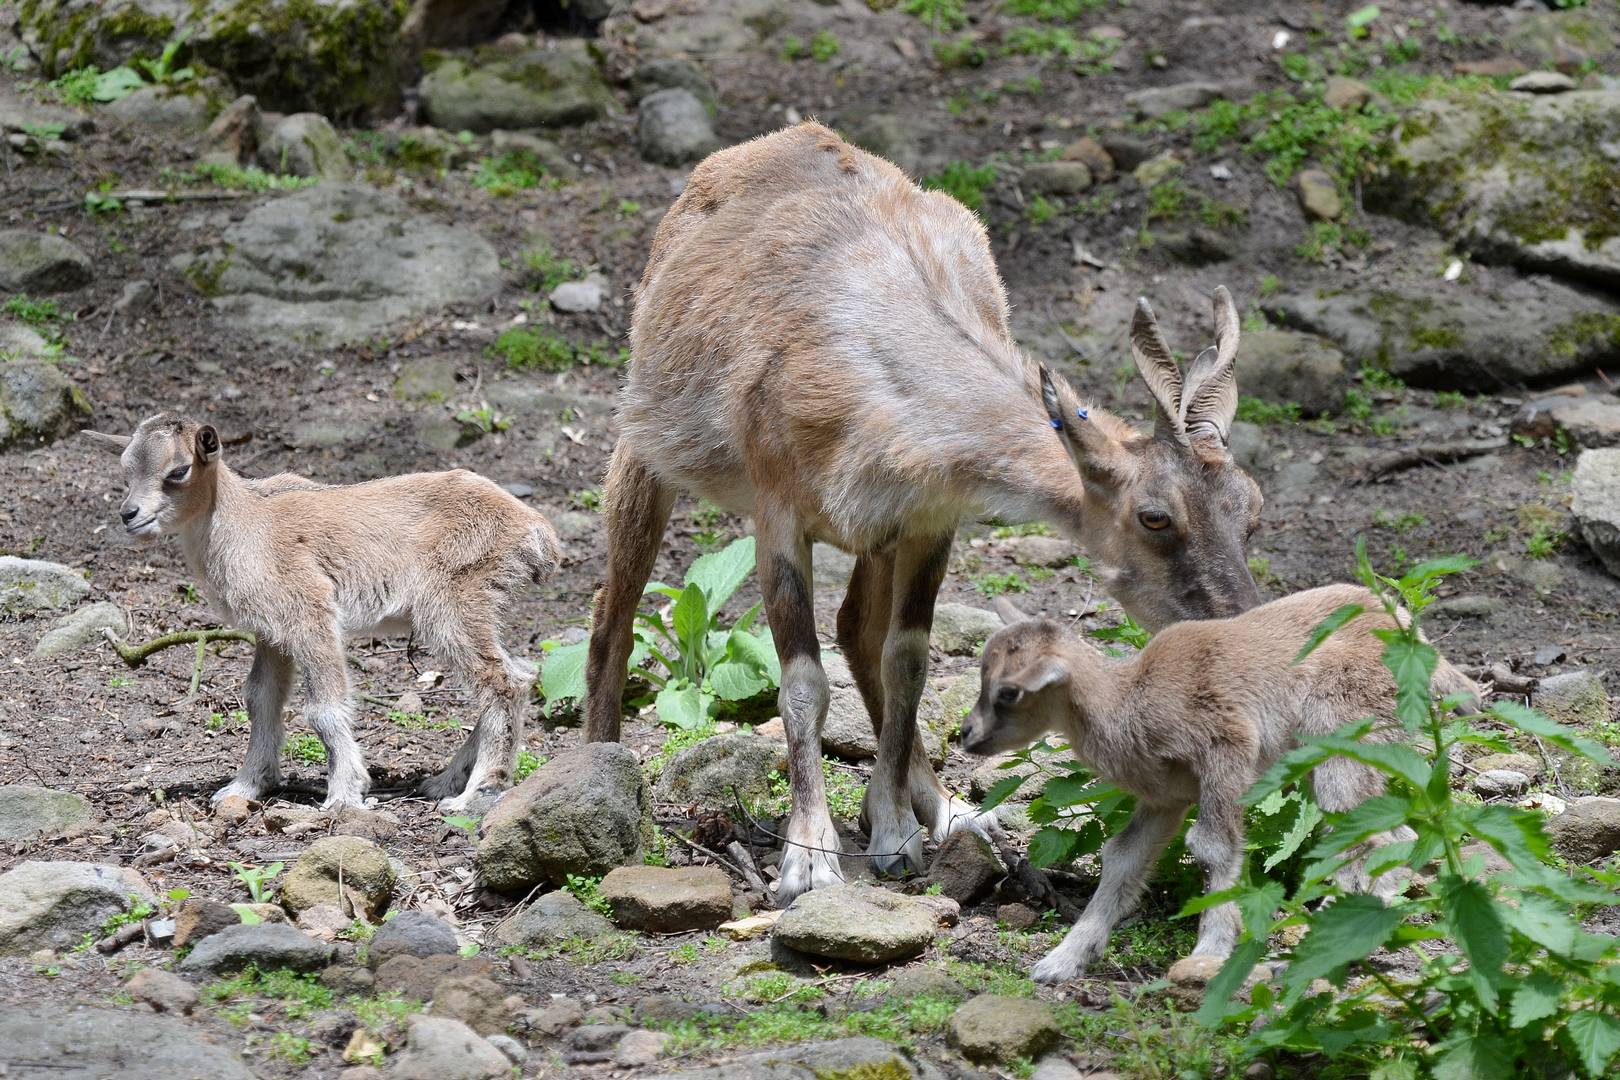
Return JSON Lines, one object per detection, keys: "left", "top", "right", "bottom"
{"left": 214, "top": 644, "right": 294, "bottom": 803}
{"left": 759, "top": 508, "right": 841, "bottom": 905}
{"left": 866, "top": 532, "right": 953, "bottom": 879}
{"left": 584, "top": 443, "right": 676, "bottom": 744}
{"left": 836, "top": 551, "right": 895, "bottom": 839}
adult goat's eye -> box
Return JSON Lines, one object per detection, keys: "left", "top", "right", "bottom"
{"left": 1139, "top": 510, "right": 1172, "bottom": 531}
{"left": 996, "top": 686, "right": 1022, "bottom": 706}
{"left": 165, "top": 467, "right": 189, "bottom": 483}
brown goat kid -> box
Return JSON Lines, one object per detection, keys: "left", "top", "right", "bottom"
{"left": 585, "top": 121, "right": 1264, "bottom": 904}
{"left": 964, "top": 585, "right": 1480, "bottom": 983}
{"left": 86, "top": 415, "right": 560, "bottom": 812}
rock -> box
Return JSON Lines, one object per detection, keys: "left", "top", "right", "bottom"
{"left": 0, "top": 229, "right": 92, "bottom": 293}
{"left": 1164, "top": 956, "right": 1273, "bottom": 1009}
{"left": 551, "top": 279, "right": 606, "bottom": 313}
{"left": 1021, "top": 161, "right": 1092, "bottom": 197}
{"left": 421, "top": 47, "right": 616, "bottom": 133}
{"left": 105, "top": 84, "right": 210, "bottom": 133}
{"left": 173, "top": 898, "right": 242, "bottom": 948}
{"left": 115, "top": 279, "right": 157, "bottom": 315}
{"left": 0, "top": 362, "right": 93, "bottom": 451}
{"left": 430, "top": 976, "right": 513, "bottom": 1036}
{"left": 637, "top": 87, "right": 722, "bottom": 167}
{"left": 1506, "top": 10, "right": 1615, "bottom": 72}
{"left": 0, "top": 785, "right": 95, "bottom": 842}
{"left": 320, "top": 962, "right": 374, "bottom": 994}
{"left": 969, "top": 745, "right": 1064, "bottom": 802}
{"left": 1133, "top": 152, "right": 1183, "bottom": 187}
{"left": 773, "top": 883, "right": 937, "bottom": 962}
{"left": 813, "top": 542, "right": 857, "bottom": 591}
{"left": 1472, "top": 752, "right": 1542, "bottom": 779}
{"left": 1228, "top": 420, "right": 1267, "bottom": 472}
{"left": 1323, "top": 77, "right": 1373, "bottom": 111}
{"left": 170, "top": 183, "right": 502, "bottom": 348}
{"left": 478, "top": 743, "right": 650, "bottom": 891}
{"left": 1157, "top": 226, "right": 1243, "bottom": 266}
{"left": 932, "top": 603, "right": 1003, "bottom": 656}
{"left": 1269, "top": 276, "right": 1620, "bottom": 390}
{"left": 1549, "top": 796, "right": 1620, "bottom": 863}
{"left": 489, "top": 129, "right": 579, "bottom": 181}
{"left": 1573, "top": 449, "right": 1620, "bottom": 576}
{"left": 375, "top": 954, "right": 496, "bottom": 1001}
{"left": 631, "top": 58, "right": 717, "bottom": 110}
{"left": 1060, "top": 136, "right": 1114, "bottom": 182}
{"left": 199, "top": 95, "right": 258, "bottom": 167}
{"left": 635, "top": 994, "right": 701, "bottom": 1024}
{"left": 1098, "top": 134, "right": 1155, "bottom": 173}
{"left": 1004, "top": 535, "right": 1074, "bottom": 568}
{"left": 654, "top": 1038, "right": 933, "bottom": 1080}
{"left": 925, "top": 830, "right": 1003, "bottom": 904}
{"left": 394, "top": 358, "right": 460, "bottom": 403}
{"left": 1295, "top": 169, "right": 1342, "bottom": 222}
{"left": 1511, "top": 71, "right": 1577, "bottom": 94}
{"left": 179, "top": 922, "right": 335, "bottom": 974}
{"left": 818, "top": 654, "right": 946, "bottom": 765}
{"left": 486, "top": 1033, "right": 529, "bottom": 1067}
{"left": 1031, "top": 1056, "right": 1086, "bottom": 1080}
{"left": 848, "top": 113, "right": 926, "bottom": 174}
{"left": 937, "top": 670, "right": 981, "bottom": 732}
{"left": 0, "top": 89, "right": 94, "bottom": 141}
{"left": 1234, "top": 328, "right": 1348, "bottom": 417}
{"left": 34, "top": 601, "right": 128, "bottom": 656}
{"left": 280, "top": 836, "right": 397, "bottom": 919}
{"left": 0, "top": 861, "right": 152, "bottom": 955}
{"left": 1372, "top": 88, "right": 1620, "bottom": 293}
{"left": 998, "top": 903, "right": 1040, "bottom": 931}
{"left": 524, "top": 996, "right": 586, "bottom": 1035}
{"left": 1553, "top": 398, "right": 1620, "bottom": 449}
{"left": 600, "top": 865, "right": 733, "bottom": 932}
{"left": 368, "top": 909, "right": 460, "bottom": 969}
{"left": 297, "top": 903, "right": 352, "bottom": 940}
{"left": 889, "top": 965, "right": 967, "bottom": 999}
{"left": 0, "top": 1004, "right": 253, "bottom": 1079}
{"left": 495, "top": 889, "right": 616, "bottom": 949}
{"left": 333, "top": 806, "right": 401, "bottom": 842}
{"left": 1535, "top": 669, "right": 1610, "bottom": 728}
{"left": 572, "top": 1024, "right": 633, "bottom": 1052}
{"left": 913, "top": 893, "right": 961, "bottom": 926}
{"left": 213, "top": 796, "right": 251, "bottom": 825}
{"left": 1125, "top": 81, "right": 1225, "bottom": 118}
{"left": 416, "top": 0, "right": 512, "bottom": 48}
{"left": 259, "top": 113, "right": 349, "bottom": 180}
{"left": 1428, "top": 595, "right": 1504, "bottom": 619}
{"left": 391, "top": 1015, "right": 512, "bottom": 1080}
{"left": 617, "top": 1029, "right": 671, "bottom": 1066}
{"left": 633, "top": 0, "right": 791, "bottom": 57}
{"left": 651, "top": 731, "right": 789, "bottom": 806}
{"left": 947, "top": 995, "right": 1061, "bottom": 1064}
{"left": 1473, "top": 770, "right": 1531, "bottom": 798}
{"left": 127, "top": 967, "right": 201, "bottom": 1014}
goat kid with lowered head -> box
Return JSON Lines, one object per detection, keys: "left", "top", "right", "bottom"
{"left": 86, "top": 414, "right": 560, "bottom": 812}
{"left": 964, "top": 585, "right": 1481, "bottom": 983}
{"left": 584, "top": 121, "right": 1264, "bottom": 905}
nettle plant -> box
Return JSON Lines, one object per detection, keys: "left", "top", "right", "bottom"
{"left": 542, "top": 536, "right": 780, "bottom": 729}
{"left": 1186, "top": 541, "right": 1620, "bottom": 1079}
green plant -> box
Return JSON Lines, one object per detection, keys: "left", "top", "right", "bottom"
{"left": 1361, "top": 366, "right": 1406, "bottom": 392}
{"left": 1296, "top": 220, "right": 1371, "bottom": 262}
{"left": 973, "top": 571, "right": 1027, "bottom": 597}
{"left": 542, "top": 537, "right": 781, "bottom": 728}
{"left": 1023, "top": 194, "right": 1060, "bottom": 226}
{"left": 283, "top": 733, "right": 326, "bottom": 764}
{"left": 933, "top": 35, "right": 986, "bottom": 67}
{"left": 183, "top": 161, "right": 321, "bottom": 193}
{"left": 570, "top": 488, "right": 602, "bottom": 511}
{"left": 108, "top": 674, "right": 134, "bottom": 688}
{"left": 1345, "top": 4, "right": 1381, "bottom": 39}
{"left": 521, "top": 245, "right": 580, "bottom": 291}
{"left": 1526, "top": 525, "right": 1565, "bottom": 560}
{"left": 472, "top": 151, "right": 554, "bottom": 194}
{"left": 258, "top": 1032, "right": 316, "bottom": 1065}
{"left": 1192, "top": 540, "right": 1620, "bottom": 1078}
{"left": 201, "top": 964, "right": 333, "bottom": 1020}
{"left": 387, "top": 709, "right": 457, "bottom": 729}
{"left": 1235, "top": 397, "right": 1301, "bottom": 425}
{"left": 1004, "top": 0, "right": 1105, "bottom": 19}
{"left": 691, "top": 500, "right": 729, "bottom": 551}
{"left": 901, "top": 0, "right": 967, "bottom": 32}
{"left": 780, "top": 34, "right": 805, "bottom": 61}
{"left": 990, "top": 523, "right": 1054, "bottom": 539}
{"left": 454, "top": 405, "right": 511, "bottom": 434}
{"left": 1435, "top": 390, "right": 1469, "bottom": 409}
{"left": 206, "top": 709, "right": 248, "bottom": 731}
{"left": 1146, "top": 179, "right": 1187, "bottom": 222}
{"left": 227, "top": 862, "right": 283, "bottom": 904}
{"left": 565, "top": 873, "right": 613, "bottom": 916}
{"left": 922, "top": 160, "right": 998, "bottom": 212}
{"left": 441, "top": 814, "right": 480, "bottom": 833}
{"left": 488, "top": 327, "right": 576, "bottom": 370}
{"left": 1343, "top": 386, "right": 1374, "bottom": 423}
{"left": 4, "top": 294, "right": 69, "bottom": 327}
{"left": 1089, "top": 613, "right": 1150, "bottom": 652}
{"left": 1373, "top": 509, "right": 1428, "bottom": 534}
{"left": 809, "top": 30, "right": 841, "bottom": 61}
{"left": 4, "top": 45, "right": 29, "bottom": 71}
{"left": 514, "top": 750, "right": 543, "bottom": 782}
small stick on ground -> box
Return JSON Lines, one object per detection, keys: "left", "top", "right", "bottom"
{"left": 104, "top": 627, "right": 256, "bottom": 668}
{"left": 670, "top": 833, "right": 747, "bottom": 882}
{"left": 96, "top": 922, "right": 146, "bottom": 954}
{"left": 724, "top": 840, "right": 773, "bottom": 902}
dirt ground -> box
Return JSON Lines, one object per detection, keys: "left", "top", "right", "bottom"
{"left": 3, "top": 0, "right": 1620, "bottom": 1075}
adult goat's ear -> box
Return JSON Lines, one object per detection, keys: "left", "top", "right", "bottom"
{"left": 994, "top": 594, "right": 1032, "bottom": 626}
{"left": 1040, "top": 365, "right": 1135, "bottom": 482}
{"left": 196, "top": 425, "right": 221, "bottom": 463}
{"left": 82, "top": 430, "right": 131, "bottom": 455}
{"left": 1180, "top": 285, "right": 1241, "bottom": 446}
{"left": 1130, "top": 297, "right": 1187, "bottom": 445}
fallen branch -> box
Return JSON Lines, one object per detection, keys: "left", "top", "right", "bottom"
{"left": 725, "top": 840, "right": 773, "bottom": 902}
{"left": 96, "top": 921, "right": 146, "bottom": 955}
{"left": 991, "top": 835, "right": 1083, "bottom": 923}
{"left": 1359, "top": 436, "right": 1508, "bottom": 480}
{"left": 104, "top": 627, "right": 256, "bottom": 668}
{"left": 98, "top": 189, "right": 250, "bottom": 202}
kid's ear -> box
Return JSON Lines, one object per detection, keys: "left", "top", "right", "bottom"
{"left": 196, "top": 425, "right": 220, "bottom": 463}
{"left": 1003, "top": 657, "right": 1069, "bottom": 697}
{"left": 82, "top": 430, "right": 132, "bottom": 455}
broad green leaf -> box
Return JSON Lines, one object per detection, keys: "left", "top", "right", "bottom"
{"left": 671, "top": 583, "right": 709, "bottom": 682}
{"left": 727, "top": 628, "right": 781, "bottom": 685}
{"left": 1399, "top": 554, "right": 1478, "bottom": 587}
{"left": 1304, "top": 796, "right": 1411, "bottom": 861}
{"left": 1303, "top": 733, "right": 1433, "bottom": 790}
{"left": 1490, "top": 700, "right": 1616, "bottom": 767}
{"left": 1294, "top": 603, "right": 1365, "bottom": 665}
{"left": 541, "top": 638, "right": 590, "bottom": 709}
{"left": 734, "top": 600, "right": 763, "bottom": 634}
{"left": 655, "top": 684, "right": 717, "bottom": 730}
{"left": 229, "top": 903, "right": 262, "bottom": 924}
{"left": 978, "top": 773, "right": 1029, "bottom": 812}
{"left": 1255, "top": 788, "right": 1290, "bottom": 816}
{"left": 1501, "top": 892, "right": 1575, "bottom": 957}
{"left": 92, "top": 66, "right": 146, "bottom": 101}
{"left": 1192, "top": 936, "right": 1269, "bottom": 1026}
{"left": 1280, "top": 893, "right": 1404, "bottom": 995}
{"left": 643, "top": 582, "right": 681, "bottom": 599}
{"left": 1243, "top": 740, "right": 1336, "bottom": 806}
{"left": 684, "top": 536, "right": 756, "bottom": 618}
{"left": 1376, "top": 633, "right": 1439, "bottom": 732}
{"left": 1563, "top": 1010, "right": 1620, "bottom": 1078}
{"left": 1028, "top": 825, "right": 1081, "bottom": 868}
{"left": 1041, "top": 773, "right": 1102, "bottom": 805}
{"left": 1265, "top": 798, "right": 1323, "bottom": 871}
{"left": 709, "top": 660, "right": 769, "bottom": 702}
{"left": 1461, "top": 804, "right": 1555, "bottom": 871}
{"left": 1433, "top": 1032, "right": 1512, "bottom": 1080}
{"left": 1362, "top": 839, "right": 1414, "bottom": 883}
{"left": 1438, "top": 874, "right": 1507, "bottom": 1013}
{"left": 1508, "top": 972, "right": 1563, "bottom": 1029}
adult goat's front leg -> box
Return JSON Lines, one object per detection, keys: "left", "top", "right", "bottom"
{"left": 1031, "top": 802, "right": 1188, "bottom": 982}
{"left": 214, "top": 644, "right": 294, "bottom": 804}
{"left": 584, "top": 444, "right": 676, "bottom": 744}
{"left": 759, "top": 514, "right": 841, "bottom": 904}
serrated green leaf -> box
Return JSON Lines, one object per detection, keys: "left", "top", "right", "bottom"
{"left": 1564, "top": 1010, "right": 1620, "bottom": 1078}
{"left": 1305, "top": 795, "right": 1411, "bottom": 861}
{"left": 684, "top": 536, "right": 755, "bottom": 618}
{"left": 1294, "top": 603, "right": 1365, "bottom": 665}
{"left": 1438, "top": 874, "right": 1507, "bottom": 1013}
{"left": 1266, "top": 798, "right": 1323, "bottom": 871}
{"left": 1432, "top": 1031, "right": 1512, "bottom": 1080}
{"left": 1490, "top": 700, "right": 1616, "bottom": 767}
{"left": 1461, "top": 804, "right": 1555, "bottom": 872}
{"left": 1507, "top": 973, "right": 1562, "bottom": 1030}
{"left": 1303, "top": 734, "right": 1433, "bottom": 790}
{"left": 1376, "top": 634, "right": 1439, "bottom": 732}
{"left": 541, "top": 638, "right": 590, "bottom": 710}
{"left": 1192, "top": 936, "right": 1269, "bottom": 1026}
{"left": 1399, "top": 554, "right": 1478, "bottom": 587}
{"left": 979, "top": 773, "right": 1029, "bottom": 812}
{"left": 709, "top": 660, "right": 769, "bottom": 702}
{"left": 1028, "top": 826, "right": 1081, "bottom": 868}
{"left": 1280, "top": 893, "right": 1404, "bottom": 996}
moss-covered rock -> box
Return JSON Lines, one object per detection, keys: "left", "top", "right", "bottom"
{"left": 420, "top": 45, "right": 616, "bottom": 133}
{"left": 1372, "top": 89, "right": 1620, "bottom": 292}
{"left": 18, "top": 0, "right": 414, "bottom": 121}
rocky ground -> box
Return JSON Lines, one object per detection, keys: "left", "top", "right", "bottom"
{"left": 4, "top": 0, "right": 1620, "bottom": 1076}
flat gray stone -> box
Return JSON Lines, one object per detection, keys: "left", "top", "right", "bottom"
{"left": 1472, "top": 769, "right": 1531, "bottom": 798}
{"left": 391, "top": 1014, "right": 511, "bottom": 1080}
{"left": 104, "top": 84, "right": 210, "bottom": 133}
{"left": 0, "top": 556, "right": 89, "bottom": 613}
{"left": 652, "top": 730, "right": 788, "bottom": 806}
{"left": 551, "top": 279, "right": 605, "bottom": 313}
{"left": 1573, "top": 448, "right": 1620, "bottom": 577}
{"left": 1428, "top": 594, "right": 1504, "bottom": 619}
{"left": 631, "top": 58, "right": 717, "bottom": 109}
{"left": 495, "top": 889, "right": 615, "bottom": 949}
{"left": 368, "top": 909, "right": 460, "bottom": 969}
{"left": 0, "top": 89, "right": 94, "bottom": 140}
{"left": 0, "top": 785, "right": 96, "bottom": 842}
{"left": 178, "top": 921, "right": 336, "bottom": 974}
{"left": 637, "top": 87, "right": 721, "bottom": 167}
{"left": 1125, "top": 81, "right": 1225, "bottom": 118}
{"left": 1021, "top": 161, "right": 1093, "bottom": 196}
{"left": 1536, "top": 668, "right": 1610, "bottom": 728}
{"left": 0, "top": 861, "right": 154, "bottom": 956}
{"left": 931, "top": 603, "right": 1002, "bottom": 657}
{"left": 1551, "top": 398, "right": 1620, "bottom": 449}
{"left": 1235, "top": 328, "right": 1348, "bottom": 417}
{"left": 632, "top": 0, "right": 790, "bottom": 57}
{"left": 819, "top": 654, "right": 945, "bottom": 765}
{"left": 0, "top": 1004, "right": 254, "bottom": 1080}
{"left": 421, "top": 48, "right": 616, "bottom": 133}
{"left": 1511, "top": 71, "right": 1577, "bottom": 94}
{"left": 34, "top": 601, "right": 128, "bottom": 656}
{"left": 1004, "top": 535, "right": 1075, "bottom": 568}
{"left": 773, "top": 883, "right": 936, "bottom": 962}
{"left": 643, "top": 1037, "right": 934, "bottom": 1080}
{"left": 0, "top": 229, "right": 92, "bottom": 294}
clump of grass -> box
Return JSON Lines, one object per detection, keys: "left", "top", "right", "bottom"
{"left": 472, "top": 151, "right": 555, "bottom": 195}
{"left": 521, "top": 245, "right": 580, "bottom": 291}
{"left": 922, "top": 160, "right": 998, "bottom": 212}
{"left": 185, "top": 161, "right": 321, "bottom": 193}
{"left": 487, "top": 327, "right": 576, "bottom": 371}
{"left": 283, "top": 733, "right": 326, "bottom": 764}
{"left": 1235, "top": 398, "right": 1301, "bottom": 425}
{"left": 809, "top": 30, "right": 840, "bottom": 62}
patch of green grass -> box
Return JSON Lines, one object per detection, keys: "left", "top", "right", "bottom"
{"left": 1435, "top": 390, "right": 1469, "bottom": 409}
{"left": 256, "top": 1032, "right": 316, "bottom": 1065}
{"left": 1023, "top": 194, "right": 1061, "bottom": 227}
{"left": 1296, "top": 220, "right": 1371, "bottom": 262}
{"left": 990, "top": 523, "right": 1054, "bottom": 539}
{"left": 184, "top": 162, "right": 321, "bottom": 193}
{"left": 283, "top": 733, "right": 326, "bottom": 764}
{"left": 472, "top": 151, "right": 556, "bottom": 195}
{"left": 1234, "top": 397, "right": 1300, "bottom": 425}
{"left": 521, "top": 245, "right": 579, "bottom": 291}
{"left": 780, "top": 34, "right": 805, "bottom": 61}
{"left": 206, "top": 710, "right": 247, "bottom": 731}
{"left": 973, "top": 571, "right": 1027, "bottom": 596}
{"left": 762, "top": 759, "right": 864, "bottom": 821}
{"left": 386, "top": 710, "right": 458, "bottom": 730}
{"left": 3, "top": 294, "right": 70, "bottom": 327}
{"left": 487, "top": 327, "right": 576, "bottom": 371}
{"left": 570, "top": 487, "right": 602, "bottom": 512}
{"left": 1373, "top": 509, "right": 1427, "bottom": 534}
{"left": 922, "top": 160, "right": 998, "bottom": 212}
{"left": 565, "top": 873, "right": 613, "bottom": 917}
{"left": 201, "top": 966, "right": 332, "bottom": 1020}
{"left": 644, "top": 724, "right": 716, "bottom": 780}
{"left": 901, "top": 0, "right": 968, "bottom": 32}
{"left": 810, "top": 30, "right": 840, "bottom": 62}
{"left": 1146, "top": 179, "right": 1187, "bottom": 222}
{"left": 347, "top": 991, "right": 425, "bottom": 1029}
{"left": 1526, "top": 525, "right": 1566, "bottom": 560}
{"left": 1360, "top": 366, "right": 1406, "bottom": 392}
{"left": 514, "top": 750, "right": 543, "bottom": 782}
{"left": 1004, "top": 0, "right": 1105, "bottom": 18}
{"left": 932, "top": 35, "right": 985, "bottom": 67}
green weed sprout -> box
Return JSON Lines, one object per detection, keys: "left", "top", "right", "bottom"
{"left": 228, "top": 861, "right": 283, "bottom": 904}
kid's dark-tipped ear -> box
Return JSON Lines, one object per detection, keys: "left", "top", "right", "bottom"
{"left": 1004, "top": 657, "right": 1069, "bottom": 697}
{"left": 82, "top": 430, "right": 132, "bottom": 455}
{"left": 196, "top": 425, "right": 220, "bottom": 462}
{"left": 1039, "top": 365, "right": 1063, "bottom": 429}
{"left": 994, "top": 594, "right": 1031, "bottom": 626}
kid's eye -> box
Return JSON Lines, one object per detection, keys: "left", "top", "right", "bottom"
{"left": 997, "top": 686, "right": 1022, "bottom": 706}
{"left": 166, "top": 467, "right": 189, "bottom": 483}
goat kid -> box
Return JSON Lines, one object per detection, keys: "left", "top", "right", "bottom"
{"left": 963, "top": 584, "right": 1480, "bottom": 983}
{"left": 584, "top": 122, "right": 1266, "bottom": 905}
{"left": 85, "top": 414, "right": 560, "bottom": 812}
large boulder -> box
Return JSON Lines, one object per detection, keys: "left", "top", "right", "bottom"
{"left": 179, "top": 921, "right": 336, "bottom": 974}
{"left": 599, "top": 866, "right": 732, "bottom": 932}
{"left": 0, "top": 556, "right": 90, "bottom": 614}
{"left": 931, "top": 603, "right": 1003, "bottom": 657}
{"left": 0, "top": 229, "right": 92, "bottom": 293}
{"left": 169, "top": 183, "right": 502, "bottom": 347}
{"left": 652, "top": 730, "right": 788, "bottom": 806}
{"left": 630, "top": 58, "right": 717, "bottom": 110}
{"left": 818, "top": 654, "right": 947, "bottom": 766}
{"left": 1269, "top": 276, "right": 1620, "bottom": 390}
{"left": 17, "top": 0, "right": 416, "bottom": 120}
{"left": 279, "top": 835, "right": 397, "bottom": 919}
{"left": 1573, "top": 448, "right": 1620, "bottom": 577}
{"left": 0, "top": 1004, "right": 254, "bottom": 1080}
{"left": 947, "top": 995, "right": 1061, "bottom": 1065}
{"left": 1549, "top": 796, "right": 1620, "bottom": 864}
{"left": 494, "top": 889, "right": 614, "bottom": 949}
{"left": 104, "top": 84, "right": 211, "bottom": 133}
{"left": 0, "top": 861, "right": 154, "bottom": 955}
{"left": 1372, "top": 88, "right": 1620, "bottom": 293}
{"left": 772, "top": 883, "right": 936, "bottom": 962}
{"left": 1235, "top": 328, "right": 1348, "bottom": 417}
{"left": 1506, "top": 9, "right": 1616, "bottom": 72}
{"left": 477, "top": 743, "right": 650, "bottom": 891}
{"left": 636, "top": 88, "right": 721, "bottom": 167}
{"left": 0, "top": 362, "right": 93, "bottom": 451}
{"left": 0, "top": 785, "right": 96, "bottom": 843}
{"left": 258, "top": 113, "right": 349, "bottom": 180}
{"left": 34, "top": 601, "right": 129, "bottom": 656}
{"left": 420, "top": 46, "right": 616, "bottom": 133}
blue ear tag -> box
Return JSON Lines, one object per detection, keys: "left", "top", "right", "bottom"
{"left": 1076, "top": 407, "right": 1089, "bottom": 420}
{"left": 1050, "top": 418, "right": 1062, "bottom": 429}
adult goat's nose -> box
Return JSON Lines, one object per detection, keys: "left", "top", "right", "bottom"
{"left": 120, "top": 507, "right": 139, "bottom": 524}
